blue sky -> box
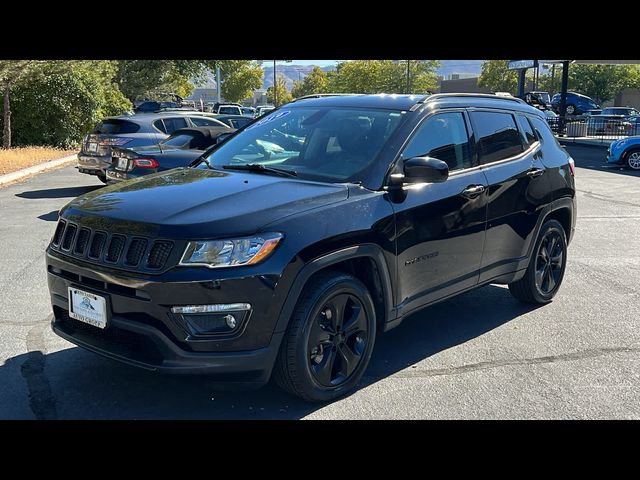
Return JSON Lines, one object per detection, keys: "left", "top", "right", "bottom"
{"left": 274, "top": 60, "right": 339, "bottom": 67}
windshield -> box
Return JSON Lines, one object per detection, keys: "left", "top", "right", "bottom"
{"left": 160, "top": 133, "right": 196, "bottom": 148}
{"left": 197, "top": 107, "right": 405, "bottom": 183}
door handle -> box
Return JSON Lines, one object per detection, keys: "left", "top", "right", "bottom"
{"left": 527, "top": 168, "right": 545, "bottom": 178}
{"left": 461, "top": 184, "right": 486, "bottom": 199}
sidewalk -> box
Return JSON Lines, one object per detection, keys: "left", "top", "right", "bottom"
{"left": 0, "top": 154, "right": 77, "bottom": 188}
{"left": 556, "top": 136, "right": 615, "bottom": 148}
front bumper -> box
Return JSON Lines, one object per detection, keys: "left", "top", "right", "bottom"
{"left": 47, "top": 248, "right": 291, "bottom": 383}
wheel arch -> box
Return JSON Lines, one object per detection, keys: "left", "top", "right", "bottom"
{"left": 274, "top": 244, "right": 395, "bottom": 335}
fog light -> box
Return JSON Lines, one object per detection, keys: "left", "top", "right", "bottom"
{"left": 170, "top": 303, "right": 250, "bottom": 337}
{"left": 224, "top": 314, "right": 237, "bottom": 329}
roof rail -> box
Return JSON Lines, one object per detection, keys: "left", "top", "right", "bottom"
{"left": 420, "top": 93, "right": 527, "bottom": 104}
{"left": 290, "top": 93, "right": 363, "bottom": 103}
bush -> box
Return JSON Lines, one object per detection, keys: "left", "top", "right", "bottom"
{"left": 1, "top": 62, "right": 132, "bottom": 148}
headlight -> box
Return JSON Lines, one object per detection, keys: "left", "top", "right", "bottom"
{"left": 179, "top": 233, "right": 283, "bottom": 268}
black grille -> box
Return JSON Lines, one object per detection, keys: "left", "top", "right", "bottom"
{"left": 125, "top": 238, "right": 147, "bottom": 266}
{"left": 73, "top": 228, "right": 91, "bottom": 255}
{"left": 50, "top": 221, "right": 176, "bottom": 272}
{"left": 88, "top": 232, "right": 107, "bottom": 259}
{"left": 147, "top": 241, "right": 173, "bottom": 269}
{"left": 61, "top": 224, "right": 77, "bottom": 250}
{"left": 105, "top": 235, "right": 126, "bottom": 263}
{"left": 52, "top": 220, "right": 66, "bottom": 246}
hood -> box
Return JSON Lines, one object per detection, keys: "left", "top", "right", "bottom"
{"left": 61, "top": 168, "right": 349, "bottom": 238}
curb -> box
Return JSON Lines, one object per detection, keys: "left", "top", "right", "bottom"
{"left": 0, "top": 154, "right": 77, "bottom": 188}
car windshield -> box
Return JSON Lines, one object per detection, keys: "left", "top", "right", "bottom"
{"left": 197, "top": 107, "right": 405, "bottom": 183}
{"left": 160, "top": 133, "right": 196, "bottom": 148}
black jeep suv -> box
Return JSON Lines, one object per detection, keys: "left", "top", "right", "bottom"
{"left": 47, "top": 93, "right": 576, "bottom": 402}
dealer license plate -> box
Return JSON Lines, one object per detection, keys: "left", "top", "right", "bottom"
{"left": 68, "top": 287, "right": 108, "bottom": 329}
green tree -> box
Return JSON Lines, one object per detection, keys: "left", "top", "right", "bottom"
{"left": 267, "top": 75, "right": 292, "bottom": 106}
{"left": 291, "top": 66, "right": 329, "bottom": 98}
{"left": 326, "top": 60, "right": 439, "bottom": 94}
{"left": 478, "top": 60, "right": 519, "bottom": 94}
{"left": 3, "top": 61, "right": 132, "bottom": 148}
{"left": 219, "top": 61, "right": 263, "bottom": 103}
{"left": 567, "top": 64, "right": 640, "bottom": 104}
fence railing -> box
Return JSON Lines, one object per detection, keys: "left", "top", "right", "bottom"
{"left": 548, "top": 114, "right": 640, "bottom": 142}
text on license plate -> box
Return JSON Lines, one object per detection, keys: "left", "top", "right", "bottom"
{"left": 116, "top": 157, "right": 129, "bottom": 170}
{"left": 68, "top": 287, "right": 107, "bottom": 329}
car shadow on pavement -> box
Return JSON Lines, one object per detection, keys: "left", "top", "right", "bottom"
{"left": 15, "top": 185, "right": 101, "bottom": 200}
{"left": 38, "top": 211, "right": 60, "bottom": 222}
{"left": 1, "top": 285, "right": 539, "bottom": 419}
{"left": 563, "top": 144, "right": 640, "bottom": 178}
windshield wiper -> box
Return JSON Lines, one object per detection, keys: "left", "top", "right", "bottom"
{"left": 222, "top": 163, "right": 297, "bottom": 178}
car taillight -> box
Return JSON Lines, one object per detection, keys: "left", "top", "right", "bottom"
{"left": 568, "top": 157, "right": 575, "bottom": 176}
{"left": 133, "top": 158, "right": 159, "bottom": 169}
{"left": 99, "top": 137, "right": 132, "bottom": 146}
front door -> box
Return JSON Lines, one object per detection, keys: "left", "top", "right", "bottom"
{"left": 391, "top": 111, "right": 488, "bottom": 315}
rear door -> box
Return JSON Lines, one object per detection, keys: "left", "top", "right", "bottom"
{"left": 393, "top": 110, "right": 488, "bottom": 313}
{"left": 469, "top": 109, "right": 551, "bottom": 283}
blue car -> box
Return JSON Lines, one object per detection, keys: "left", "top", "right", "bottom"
{"left": 551, "top": 92, "right": 600, "bottom": 116}
{"left": 607, "top": 136, "right": 640, "bottom": 170}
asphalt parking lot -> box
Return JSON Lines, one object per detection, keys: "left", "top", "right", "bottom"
{"left": 1, "top": 144, "right": 639, "bottom": 419}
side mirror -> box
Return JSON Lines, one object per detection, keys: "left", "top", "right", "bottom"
{"left": 216, "top": 132, "right": 233, "bottom": 144}
{"left": 403, "top": 156, "right": 449, "bottom": 183}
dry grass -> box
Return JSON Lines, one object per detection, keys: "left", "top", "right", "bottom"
{"left": 0, "top": 147, "right": 77, "bottom": 176}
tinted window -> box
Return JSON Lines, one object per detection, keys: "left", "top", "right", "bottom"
{"left": 153, "top": 119, "right": 167, "bottom": 133}
{"left": 229, "top": 118, "right": 252, "bottom": 129}
{"left": 219, "top": 106, "right": 241, "bottom": 115}
{"left": 162, "top": 117, "right": 188, "bottom": 134}
{"left": 471, "top": 111, "right": 523, "bottom": 163}
{"left": 402, "top": 112, "right": 472, "bottom": 171}
{"left": 94, "top": 119, "right": 140, "bottom": 134}
{"left": 529, "top": 116, "right": 561, "bottom": 147}
{"left": 516, "top": 115, "right": 537, "bottom": 146}
{"left": 190, "top": 117, "right": 222, "bottom": 127}
{"left": 160, "top": 133, "right": 197, "bottom": 148}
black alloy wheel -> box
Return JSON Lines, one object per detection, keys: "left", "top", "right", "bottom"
{"left": 508, "top": 219, "right": 567, "bottom": 304}
{"left": 534, "top": 230, "right": 564, "bottom": 296}
{"left": 308, "top": 293, "right": 369, "bottom": 387}
{"left": 273, "top": 271, "right": 377, "bottom": 402}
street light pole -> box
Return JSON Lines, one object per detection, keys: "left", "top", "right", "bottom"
{"left": 273, "top": 60, "right": 277, "bottom": 107}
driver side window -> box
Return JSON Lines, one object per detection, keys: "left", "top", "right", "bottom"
{"left": 401, "top": 112, "right": 473, "bottom": 171}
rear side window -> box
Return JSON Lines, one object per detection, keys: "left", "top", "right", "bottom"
{"left": 529, "top": 115, "right": 561, "bottom": 147}
{"left": 161, "top": 117, "right": 188, "bottom": 134}
{"left": 94, "top": 120, "right": 140, "bottom": 134}
{"left": 401, "top": 112, "right": 473, "bottom": 171}
{"left": 190, "top": 117, "right": 221, "bottom": 127}
{"left": 470, "top": 111, "right": 523, "bottom": 163}
{"left": 516, "top": 115, "right": 538, "bottom": 146}
{"left": 229, "top": 118, "right": 252, "bottom": 129}
{"left": 153, "top": 119, "right": 167, "bottom": 133}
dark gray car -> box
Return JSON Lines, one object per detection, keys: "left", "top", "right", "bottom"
{"left": 77, "top": 113, "right": 229, "bottom": 182}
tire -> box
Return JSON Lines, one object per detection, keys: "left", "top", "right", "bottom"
{"left": 508, "top": 219, "right": 568, "bottom": 305}
{"left": 97, "top": 172, "right": 108, "bottom": 184}
{"left": 273, "top": 270, "right": 377, "bottom": 402}
{"left": 624, "top": 148, "right": 640, "bottom": 170}
{"left": 565, "top": 104, "right": 576, "bottom": 115}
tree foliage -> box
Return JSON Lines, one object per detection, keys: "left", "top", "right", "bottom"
{"left": 566, "top": 64, "right": 640, "bottom": 104}
{"left": 326, "top": 60, "right": 439, "bottom": 94}
{"left": 219, "top": 61, "right": 264, "bottom": 102}
{"left": 478, "top": 60, "right": 520, "bottom": 94}
{"left": 291, "top": 66, "right": 329, "bottom": 98}
{"left": 267, "top": 75, "right": 293, "bottom": 106}
{"left": 3, "top": 61, "right": 131, "bottom": 148}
